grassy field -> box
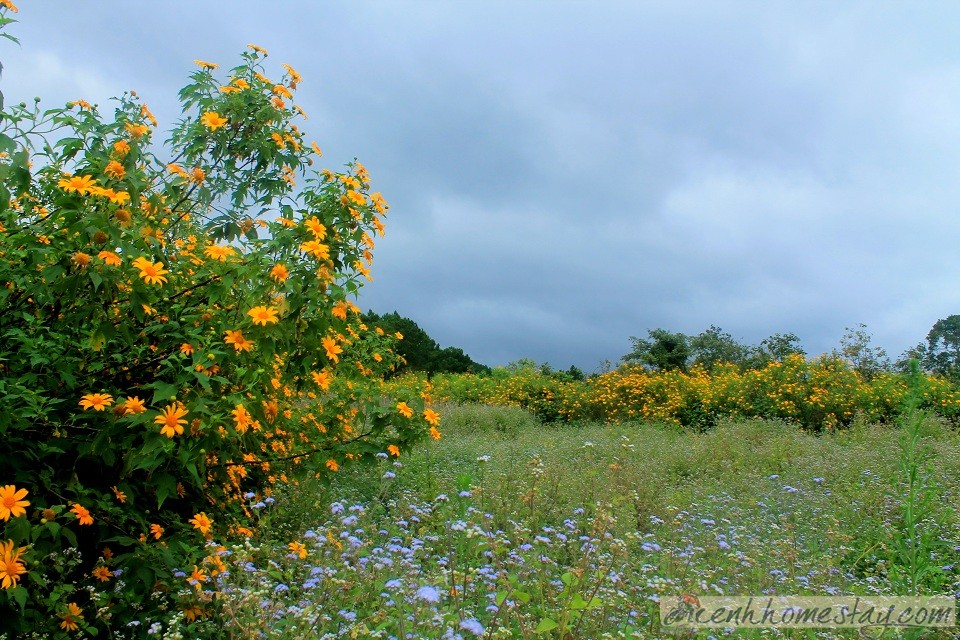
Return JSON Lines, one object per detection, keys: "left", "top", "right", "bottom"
{"left": 208, "top": 405, "right": 960, "bottom": 639}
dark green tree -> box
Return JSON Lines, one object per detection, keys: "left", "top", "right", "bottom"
{"left": 690, "top": 325, "right": 751, "bottom": 371}
{"left": 622, "top": 329, "right": 691, "bottom": 371}
{"left": 749, "top": 332, "right": 805, "bottom": 366}
{"left": 363, "top": 311, "right": 439, "bottom": 371}
{"left": 362, "top": 310, "right": 488, "bottom": 375}
{"left": 429, "top": 346, "right": 483, "bottom": 374}
{"left": 832, "top": 323, "right": 889, "bottom": 380}
{"left": 921, "top": 315, "right": 960, "bottom": 379}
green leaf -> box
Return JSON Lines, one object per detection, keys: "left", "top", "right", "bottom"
{"left": 0, "top": 132, "right": 14, "bottom": 155}
{"left": 535, "top": 618, "right": 558, "bottom": 633}
{"left": 513, "top": 590, "right": 530, "bottom": 603}
{"left": 570, "top": 593, "right": 588, "bottom": 610}
{"left": 89, "top": 270, "right": 103, "bottom": 291}
{"left": 155, "top": 473, "right": 177, "bottom": 508}
{"left": 10, "top": 585, "right": 27, "bottom": 611}
{"left": 7, "top": 515, "right": 30, "bottom": 542}
{"left": 495, "top": 591, "right": 508, "bottom": 606}
{"left": 150, "top": 382, "right": 178, "bottom": 405}
{"left": 61, "top": 527, "right": 77, "bottom": 547}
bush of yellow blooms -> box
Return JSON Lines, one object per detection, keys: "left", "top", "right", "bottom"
{"left": 0, "top": 5, "right": 437, "bottom": 635}
{"left": 425, "top": 354, "right": 960, "bottom": 430}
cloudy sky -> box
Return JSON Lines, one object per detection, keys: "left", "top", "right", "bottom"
{"left": 4, "top": 2, "right": 960, "bottom": 371}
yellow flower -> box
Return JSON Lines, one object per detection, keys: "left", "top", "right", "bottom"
{"left": 121, "top": 396, "right": 147, "bottom": 415}
{"left": 112, "top": 486, "right": 127, "bottom": 503}
{"left": 59, "top": 603, "right": 84, "bottom": 631}
{"left": 325, "top": 459, "right": 339, "bottom": 472}
{"left": 430, "top": 426, "right": 442, "bottom": 441}
{"left": 0, "top": 1, "right": 19, "bottom": 13}
{"left": 311, "top": 370, "right": 332, "bottom": 391}
{"left": 248, "top": 306, "right": 279, "bottom": 325}
{"left": 283, "top": 63, "right": 303, "bottom": 89}
{"left": 300, "top": 240, "right": 329, "bottom": 260}
{"left": 0, "top": 540, "right": 27, "bottom": 589}
{"left": 190, "top": 167, "right": 206, "bottom": 183}
{"left": 321, "top": 336, "right": 342, "bottom": 363}
{"left": 167, "top": 163, "right": 189, "bottom": 179}
{"left": 232, "top": 78, "right": 250, "bottom": 90}
{"left": 224, "top": 329, "right": 255, "bottom": 352}
{"left": 303, "top": 216, "right": 326, "bottom": 239}
{"left": 396, "top": 402, "right": 414, "bottom": 418}
{"left": 131, "top": 256, "right": 169, "bottom": 286}
{"left": 104, "top": 160, "right": 125, "bottom": 180}
{"left": 204, "top": 243, "right": 235, "bottom": 261}
{"left": 98, "top": 250, "right": 122, "bottom": 266}
{"left": 141, "top": 104, "right": 158, "bottom": 127}
{"left": 247, "top": 43, "right": 268, "bottom": 55}
{"left": 125, "top": 122, "right": 150, "bottom": 138}
{"left": 72, "top": 252, "right": 92, "bottom": 270}
{"left": 371, "top": 192, "right": 389, "bottom": 213}
{"left": 155, "top": 403, "right": 189, "bottom": 438}
{"left": 269, "top": 263, "right": 289, "bottom": 282}
{"left": 332, "top": 301, "right": 348, "bottom": 320}
{"left": 113, "top": 140, "right": 131, "bottom": 156}
{"left": 200, "top": 111, "right": 228, "bottom": 131}
{"left": 71, "top": 503, "right": 94, "bottom": 525}
{"left": 219, "top": 85, "right": 241, "bottom": 94}
{"left": 92, "top": 565, "right": 112, "bottom": 582}
{"left": 272, "top": 84, "right": 293, "bottom": 99}
{"left": 194, "top": 59, "right": 219, "bottom": 70}
{"left": 149, "top": 523, "right": 164, "bottom": 540}
{"left": 311, "top": 142, "right": 323, "bottom": 156}
{"left": 180, "top": 343, "right": 194, "bottom": 355}
{"left": 344, "top": 190, "right": 366, "bottom": 207}
{"left": 0, "top": 486, "right": 29, "bottom": 521}
{"left": 187, "top": 565, "right": 208, "bottom": 590}
{"left": 79, "top": 393, "right": 114, "bottom": 411}
{"left": 232, "top": 404, "right": 253, "bottom": 433}
{"left": 288, "top": 541, "right": 308, "bottom": 559}
{"left": 423, "top": 409, "right": 441, "bottom": 426}
{"left": 387, "top": 444, "right": 400, "bottom": 457}
{"left": 189, "top": 512, "right": 213, "bottom": 535}
{"left": 58, "top": 174, "right": 97, "bottom": 195}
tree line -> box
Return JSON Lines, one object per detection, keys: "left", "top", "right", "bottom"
{"left": 362, "top": 311, "right": 490, "bottom": 376}
{"left": 366, "top": 311, "right": 960, "bottom": 383}
{"left": 623, "top": 316, "right": 960, "bottom": 382}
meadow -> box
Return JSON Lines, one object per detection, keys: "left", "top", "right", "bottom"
{"left": 3, "top": 5, "right": 959, "bottom": 637}
{"left": 187, "top": 403, "right": 960, "bottom": 639}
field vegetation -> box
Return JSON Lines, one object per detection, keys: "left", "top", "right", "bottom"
{"left": 3, "top": 3, "right": 960, "bottom": 638}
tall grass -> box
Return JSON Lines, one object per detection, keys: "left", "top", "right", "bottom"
{"left": 203, "top": 405, "right": 960, "bottom": 638}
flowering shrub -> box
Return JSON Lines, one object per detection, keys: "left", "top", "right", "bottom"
{"left": 427, "top": 355, "right": 960, "bottom": 430}
{"left": 0, "top": 6, "right": 438, "bottom": 635}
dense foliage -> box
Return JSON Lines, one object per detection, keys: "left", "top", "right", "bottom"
{"left": 0, "top": 9, "right": 437, "bottom": 636}
{"left": 361, "top": 310, "right": 489, "bottom": 376}
{"left": 405, "top": 355, "right": 960, "bottom": 430}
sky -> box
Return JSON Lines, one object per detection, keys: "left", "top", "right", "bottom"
{"left": 4, "top": 1, "right": 960, "bottom": 372}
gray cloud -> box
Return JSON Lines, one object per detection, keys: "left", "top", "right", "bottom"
{"left": 4, "top": 2, "right": 960, "bottom": 370}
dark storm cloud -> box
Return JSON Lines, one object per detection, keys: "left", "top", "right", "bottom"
{"left": 4, "top": 2, "right": 960, "bottom": 369}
